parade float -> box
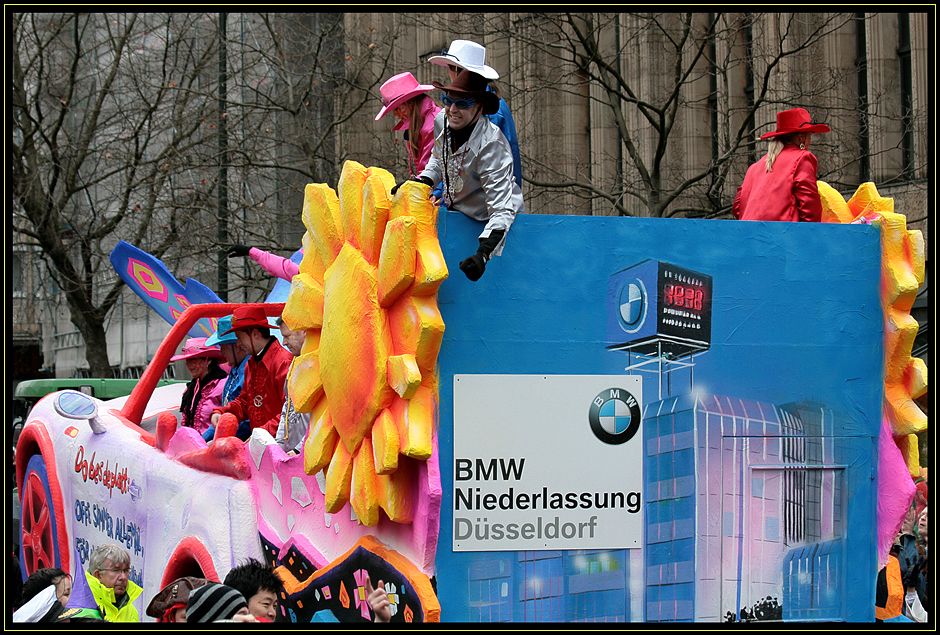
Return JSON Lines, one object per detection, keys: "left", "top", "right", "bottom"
{"left": 17, "top": 163, "right": 925, "bottom": 622}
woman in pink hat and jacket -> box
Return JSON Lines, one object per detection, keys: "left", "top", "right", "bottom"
{"left": 733, "top": 107, "right": 831, "bottom": 222}
{"left": 225, "top": 74, "right": 440, "bottom": 283}
{"left": 172, "top": 337, "right": 227, "bottom": 436}
{"left": 376, "top": 72, "right": 441, "bottom": 176}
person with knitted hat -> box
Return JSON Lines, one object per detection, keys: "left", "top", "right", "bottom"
{"left": 376, "top": 71, "right": 441, "bottom": 177}
{"left": 210, "top": 306, "right": 293, "bottom": 437}
{"left": 172, "top": 337, "right": 227, "bottom": 436}
{"left": 146, "top": 576, "right": 210, "bottom": 622}
{"left": 732, "top": 107, "right": 831, "bottom": 222}
{"left": 397, "top": 68, "right": 524, "bottom": 282}
{"left": 185, "top": 583, "right": 254, "bottom": 622}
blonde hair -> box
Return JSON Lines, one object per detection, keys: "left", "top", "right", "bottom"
{"left": 406, "top": 94, "right": 434, "bottom": 175}
{"left": 764, "top": 139, "right": 785, "bottom": 172}
{"left": 764, "top": 132, "right": 808, "bottom": 172}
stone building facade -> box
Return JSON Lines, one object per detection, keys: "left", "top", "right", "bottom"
{"left": 11, "top": 12, "right": 928, "bottom": 380}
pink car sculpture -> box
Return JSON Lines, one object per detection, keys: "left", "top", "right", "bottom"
{"left": 17, "top": 302, "right": 442, "bottom": 623}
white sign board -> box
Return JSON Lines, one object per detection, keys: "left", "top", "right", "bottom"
{"left": 453, "top": 375, "right": 644, "bottom": 551}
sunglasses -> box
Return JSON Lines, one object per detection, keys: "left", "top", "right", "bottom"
{"left": 441, "top": 93, "right": 478, "bottom": 109}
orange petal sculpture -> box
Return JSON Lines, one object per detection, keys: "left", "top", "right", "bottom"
{"left": 284, "top": 160, "right": 447, "bottom": 527}
{"left": 820, "top": 180, "right": 927, "bottom": 565}
{"left": 820, "top": 181, "right": 928, "bottom": 466}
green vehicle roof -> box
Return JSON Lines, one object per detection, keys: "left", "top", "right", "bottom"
{"left": 14, "top": 377, "right": 185, "bottom": 400}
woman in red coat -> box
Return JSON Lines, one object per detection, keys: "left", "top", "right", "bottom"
{"left": 733, "top": 108, "right": 830, "bottom": 222}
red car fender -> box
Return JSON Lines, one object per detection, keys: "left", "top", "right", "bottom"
{"left": 16, "top": 420, "right": 70, "bottom": 575}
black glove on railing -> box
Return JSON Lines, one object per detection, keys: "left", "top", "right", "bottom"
{"left": 390, "top": 176, "right": 433, "bottom": 196}
{"left": 226, "top": 244, "right": 251, "bottom": 258}
{"left": 459, "top": 230, "right": 505, "bottom": 282}
{"left": 459, "top": 253, "right": 486, "bottom": 281}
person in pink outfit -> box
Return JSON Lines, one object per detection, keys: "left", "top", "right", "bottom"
{"left": 732, "top": 107, "right": 830, "bottom": 223}
{"left": 226, "top": 245, "right": 300, "bottom": 282}
{"left": 171, "top": 337, "right": 227, "bottom": 436}
{"left": 376, "top": 71, "right": 441, "bottom": 177}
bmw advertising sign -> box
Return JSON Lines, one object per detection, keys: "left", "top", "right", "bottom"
{"left": 453, "top": 375, "right": 643, "bottom": 552}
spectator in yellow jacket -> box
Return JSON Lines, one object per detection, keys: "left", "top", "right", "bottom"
{"left": 86, "top": 544, "right": 142, "bottom": 622}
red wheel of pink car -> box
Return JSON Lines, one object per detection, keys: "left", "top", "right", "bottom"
{"left": 20, "top": 453, "right": 64, "bottom": 577}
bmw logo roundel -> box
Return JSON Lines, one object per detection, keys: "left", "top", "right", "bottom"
{"left": 618, "top": 279, "right": 647, "bottom": 333}
{"left": 589, "top": 388, "right": 642, "bottom": 445}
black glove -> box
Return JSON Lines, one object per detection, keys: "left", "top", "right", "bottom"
{"left": 459, "top": 253, "right": 487, "bottom": 281}
{"left": 391, "top": 176, "right": 433, "bottom": 196}
{"left": 459, "top": 230, "right": 506, "bottom": 282}
{"left": 226, "top": 244, "right": 251, "bottom": 258}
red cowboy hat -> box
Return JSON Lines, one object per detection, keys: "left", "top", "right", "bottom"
{"left": 760, "top": 108, "right": 830, "bottom": 139}
{"left": 222, "top": 305, "right": 271, "bottom": 335}
{"left": 431, "top": 69, "right": 499, "bottom": 116}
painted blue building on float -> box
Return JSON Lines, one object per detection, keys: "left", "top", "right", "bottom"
{"left": 434, "top": 213, "right": 881, "bottom": 623}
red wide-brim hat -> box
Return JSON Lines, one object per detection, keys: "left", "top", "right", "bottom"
{"left": 222, "top": 305, "right": 271, "bottom": 335}
{"left": 760, "top": 107, "right": 831, "bottom": 139}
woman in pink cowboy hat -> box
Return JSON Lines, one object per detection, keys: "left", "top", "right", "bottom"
{"left": 171, "top": 337, "right": 227, "bottom": 436}
{"left": 376, "top": 71, "right": 441, "bottom": 177}
{"left": 733, "top": 107, "right": 831, "bottom": 222}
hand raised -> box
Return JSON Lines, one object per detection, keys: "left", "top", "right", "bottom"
{"left": 364, "top": 573, "right": 391, "bottom": 623}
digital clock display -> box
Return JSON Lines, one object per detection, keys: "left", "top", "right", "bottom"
{"left": 606, "top": 259, "right": 712, "bottom": 356}
{"left": 657, "top": 262, "right": 712, "bottom": 344}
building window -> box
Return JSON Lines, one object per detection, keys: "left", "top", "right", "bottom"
{"left": 12, "top": 252, "right": 24, "bottom": 296}
{"left": 897, "top": 13, "right": 914, "bottom": 179}
{"left": 855, "top": 13, "right": 870, "bottom": 183}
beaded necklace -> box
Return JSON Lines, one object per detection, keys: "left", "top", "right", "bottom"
{"left": 442, "top": 119, "right": 475, "bottom": 206}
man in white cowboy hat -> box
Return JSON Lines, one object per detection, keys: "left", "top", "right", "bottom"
{"left": 733, "top": 107, "right": 831, "bottom": 222}
{"left": 428, "top": 39, "right": 521, "bottom": 187}
{"left": 400, "top": 69, "right": 524, "bottom": 282}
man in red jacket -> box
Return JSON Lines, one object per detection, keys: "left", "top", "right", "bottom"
{"left": 210, "top": 306, "right": 293, "bottom": 437}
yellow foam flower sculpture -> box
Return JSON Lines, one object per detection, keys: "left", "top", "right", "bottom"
{"left": 819, "top": 181, "right": 927, "bottom": 475}
{"left": 283, "top": 161, "right": 447, "bottom": 526}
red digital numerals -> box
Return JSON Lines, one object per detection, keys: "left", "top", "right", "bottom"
{"left": 663, "top": 284, "right": 704, "bottom": 311}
